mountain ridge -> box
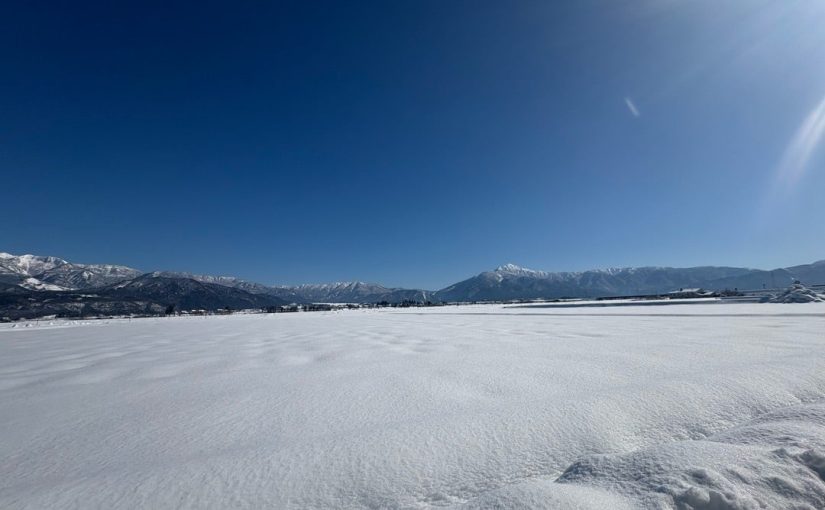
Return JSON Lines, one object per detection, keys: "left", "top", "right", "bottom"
{"left": 0, "top": 252, "right": 141, "bottom": 291}
{"left": 0, "top": 274, "right": 289, "bottom": 320}
{"left": 434, "top": 261, "right": 825, "bottom": 302}
{"left": 2, "top": 252, "right": 825, "bottom": 309}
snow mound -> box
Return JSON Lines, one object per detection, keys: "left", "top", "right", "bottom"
{"left": 555, "top": 401, "right": 825, "bottom": 509}
{"left": 767, "top": 283, "right": 824, "bottom": 303}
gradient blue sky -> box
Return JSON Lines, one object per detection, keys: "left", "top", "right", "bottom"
{"left": 3, "top": 1, "right": 825, "bottom": 289}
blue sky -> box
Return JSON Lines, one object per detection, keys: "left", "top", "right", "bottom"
{"left": 3, "top": 1, "right": 825, "bottom": 289}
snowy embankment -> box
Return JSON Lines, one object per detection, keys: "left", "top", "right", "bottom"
{"left": 1, "top": 303, "right": 825, "bottom": 508}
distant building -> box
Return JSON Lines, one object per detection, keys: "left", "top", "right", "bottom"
{"left": 668, "top": 288, "right": 715, "bottom": 299}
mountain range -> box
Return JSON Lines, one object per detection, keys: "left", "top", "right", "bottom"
{"left": 153, "top": 272, "right": 434, "bottom": 304}
{"left": 1, "top": 251, "right": 824, "bottom": 319}
{"left": 0, "top": 253, "right": 141, "bottom": 291}
{"left": 435, "top": 262, "right": 825, "bottom": 302}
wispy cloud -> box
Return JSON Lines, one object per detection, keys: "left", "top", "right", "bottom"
{"left": 777, "top": 94, "right": 825, "bottom": 188}
{"left": 624, "top": 97, "right": 640, "bottom": 118}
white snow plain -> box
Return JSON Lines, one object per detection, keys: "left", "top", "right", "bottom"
{"left": 2, "top": 303, "right": 825, "bottom": 509}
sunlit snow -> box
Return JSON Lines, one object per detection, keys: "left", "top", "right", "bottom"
{"left": 2, "top": 303, "right": 825, "bottom": 508}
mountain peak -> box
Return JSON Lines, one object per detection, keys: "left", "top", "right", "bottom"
{"left": 495, "top": 263, "right": 540, "bottom": 274}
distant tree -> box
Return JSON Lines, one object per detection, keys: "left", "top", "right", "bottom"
{"left": 165, "top": 304, "right": 176, "bottom": 316}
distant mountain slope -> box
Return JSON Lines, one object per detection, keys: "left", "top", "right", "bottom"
{"left": 272, "top": 282, "right": 434, "bottom": 304}
{"left": 153, "top": 271, "right": 279, "bottom": 295}
{"left": 0, "top": 274, "right": 289, "bottom": 320}
{"left": 776, "top": 260, "right": 825, "bottom": 285}
{"left": 434, "top": 261, "right": 825, "bottom": 302}
{"left": 3, "top": 251, "right": 824, "bottom": 312}
{"left": 0, "top": 252, "right": 433, "bottom": 305}
{"left": 156, "top": 273, "right": 433, "bottom": 304}
{"left": 0, "top": 252, "right": 140, "bottom": 290}
{"left": 682, "top": 260, "right": 825, "bottom": 293}
{"left": 109, "top": 273, "right": 288, "bottom": 310}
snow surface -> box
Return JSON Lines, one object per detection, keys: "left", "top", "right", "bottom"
{"left": 2, "top": 303, "right": 825, "bottom": 509}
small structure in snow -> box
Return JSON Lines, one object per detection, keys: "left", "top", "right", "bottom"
{"left": 668, "top": 288, "right": 715, "bottom": 299}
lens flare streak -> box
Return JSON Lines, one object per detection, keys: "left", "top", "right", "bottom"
{"left": 777, "top": 94, "right": 825, "bottom": 188}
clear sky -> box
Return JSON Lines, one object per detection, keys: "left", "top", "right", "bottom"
{"left": 3, "top": 1, "right": 825, "bottom": 289}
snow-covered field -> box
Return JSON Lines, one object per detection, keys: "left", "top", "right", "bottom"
{"left": 2, "top": 303, "right": 825, "bottom": 509}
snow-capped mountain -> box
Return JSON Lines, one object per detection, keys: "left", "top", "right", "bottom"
{"left": 0, "top": 252, "right": 434, "bottom": 305}
{"left": 108, "top": 273, "right": 288, "bottom": 310}
{"left": 0, "top": 252, "right": 141, "bottom": 290}
{"left": 152, "top": 271, "right": 278, "bottom": 295}
{"left": 271, "top": 282, "right": 434, "bottom": 304}
{"left": 433, "top": 261, "right": 825, "bottom": 302}
{"left": 0, "top": 273, "right": 290, "bottom": 320}
{"left": 153, "top": 273, "right": 433, "bottom": 304}
{"left": 3, "top": 251, "right": 825, "bottom": 315}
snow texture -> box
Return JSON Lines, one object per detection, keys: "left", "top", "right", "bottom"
{"left": 1, "top": 303, "right": 825, "bottom": 509}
